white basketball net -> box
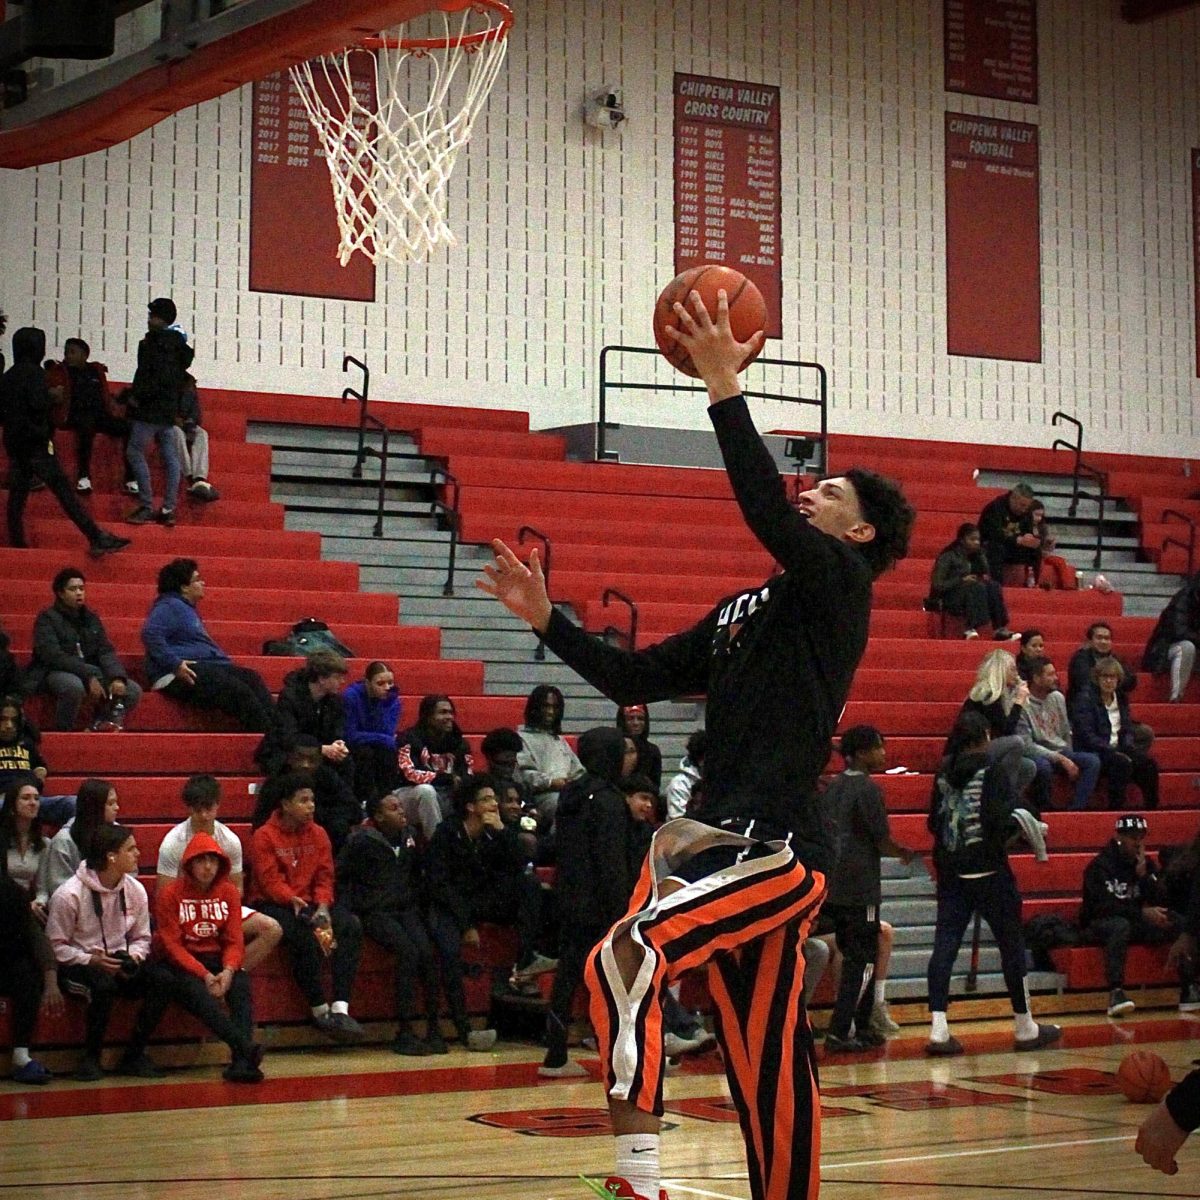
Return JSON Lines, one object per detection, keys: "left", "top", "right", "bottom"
{"left": 289, "top": 4, "right": 510, "bottom": 265}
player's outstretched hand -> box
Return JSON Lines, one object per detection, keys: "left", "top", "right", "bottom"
{"left": 477, "top": 539, "right": 554, "bottom": 634}
{"left": 1136, "top": 1099, "right": 1188, "bottom": 1175}
{"left": 666, "top": 288, "right": 765, "bottom": 403}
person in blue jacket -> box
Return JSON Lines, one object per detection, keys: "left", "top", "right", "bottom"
{"left": 343, "top": 660, "right": 402, "bottom": 803}
{"left": 141, "top": 557, "right": 273, "bottom": 732}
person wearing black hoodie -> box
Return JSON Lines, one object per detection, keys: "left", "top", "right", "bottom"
{"left": 925, "top": 711, "right": 1059, "bottom": 1057}
{"left": 255, "top": 650, "right": 352, "bottom": 784}
{"left": 1, "top": 327, "right": 128, "bottom": 557}
{"left": 540, "top": 727, "right": 643, "bottom": 1077}
{"left": 615, "top": 704, "right": 663, "bottom": 796}
{"left": 1142, "top": 572, "right": 1200, "bottom": 703}
{"left": 336, "top": 792, "right": 443, "bottom": 1055}
{"left": 1079, "top": 814, "right": 1192, "bottom": 1018}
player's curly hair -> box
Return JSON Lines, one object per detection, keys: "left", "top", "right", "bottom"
{"left": 844, "top": 467, "right": 915, "bottom": 578}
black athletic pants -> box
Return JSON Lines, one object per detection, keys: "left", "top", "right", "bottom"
{"left": 58, "top": 961, "right": 174, "bottom": 1058}
{"left": 163, "top": 662, "right": 274, "bottom": 733}
{"left": 360, "top": 908, "right": 440, "bottom": 1033}
{"left": 1082, "top": 913, "right": 1185, "bottom": 989}
{"left": 941, "top": 579, "right": 1009, "bottom": 630}
{"left": 162, "top": 953, "right": 255, "bottom": 1059}
{"left": 7, "top": 450, "right": 103, "bottom": 548}
{"left": 1098, "top": 748, "right": 1160, "bottom": 810}
{"left": 69, "top": 410, "right": 133, "bottom": 481}
{"left": 824, "top": 901, "right": 879, "bottom": 1040}
{"left": 255, "top": 902, "right": 363, "bottom": 1008}
{"left": 545, "top": 921, "right": 606, "bottom": 1065}
{"left": 0, "top": 951, "right": 44, "bottom": 1047}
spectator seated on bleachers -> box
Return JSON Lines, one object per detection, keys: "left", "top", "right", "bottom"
{"left": 925, "top": 711, "right": 1056, "bottom": 1058}
{"left": 927, "top": 522, "right": 1015, "bottom": 640}
{"left": 25, "top": 566, "right": 143, "bottom": 732}
{"left": 479, "top": 726, "right": 522, "bottom": 789}
{"left": 43, "top": 337, "right": 133, "bottom": 496}
{"left": 1017, "top": 656, "right": 1101, "bottom": 811}
{"left": 425, "top": 774, "right": 555, "bottom": 1050}
{"left": 141, "top": 557, "right": 274, "bottom": 733}
{"left": 616, "top": 703, "right": 663, "bottom": 795}
{"left": 1069, "top": 656, "right": 1160, "bottom": 810}
{"left": 256, "top": 648, "right": 352, "bottom": 786}
{"left": 515, "top": 684, "right": 584, "bottom": 830}
{"left": 1030, "top": 500, "right": 1078, "bottom": 590}
{"left": 1079, "top": 814, "right": 1197, "bottom": 1017}
{"left": 1142, "top": 571, "right": 1200, "bottom": 704}
{"left": 335, "top": 792, "right": 443, "bottom": 1056}
{"left": 155, "top": 774, "right": 281, "bottom": 971}
{"left": 38, "top": 779, "right": 119, "bottom": 909}
{"left": 152, "top": 832, "right": 265, "bottom": 1082}
{"left": 1066, "top": 622, "right": 1137, "bottom": 707}
{"left": 253, "top": 736, "right": 361, "bottom": 854}
{"left": 978, "top": 482, "right": 1041, "bottom": 583}
{"left": 540, "top": 728, "right": 641, "bottom": 1078}
{"left": 957, "top": 649, "right": 1038, "bottom": 800}
{"left": 173, "top": 375, "right": 220, "bottom": 503}
{"left": 0, "top": 699, "right": 75, "bottom": 827}
{"left": 1, "top": 778, "right": 48, "bottom": 917}
{"left": 47, "top": 824, "right": 172, "bottom": 1080}
{"left": 395, "top": 694, "right": 474, "bottom": 843}
{"left": 496, "top": 776, "right": 540, "bottom": 862}
{"left": 342, "top": 660, "right": 402, "bottom": 805}
{"left": 247, "top": 771, "right": 366, "bottom": 1045}
{"left": 0, "top": 624, "right": 19, "bottom": 698}
{"left": 0, "top": 870, "right": 61, "bottom": 1084}
{"left": 665, "top": 729, "right": 706, "bottom": 822}
{"left": 1015, "top": 629, "right": 1044, "bottom": 681}
{"left": 2, "top": 325, "right": 129, "bottom": 558}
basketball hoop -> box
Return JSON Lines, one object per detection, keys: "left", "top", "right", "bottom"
{"left": 289, "top": 0, "right": 513, "bottom": 266}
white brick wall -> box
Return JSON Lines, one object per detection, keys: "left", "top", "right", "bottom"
{"left": 1, "top": 0, "right": 1199, "bottom": 456}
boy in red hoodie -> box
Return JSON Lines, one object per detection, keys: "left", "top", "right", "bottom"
{"left": 154, "top": 832, "right": 265, "bottom": 1082}
{"left": 248, "top": 772, "right": 365, "bottom": 1042}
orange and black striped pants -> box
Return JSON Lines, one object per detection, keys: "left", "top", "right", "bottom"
{"left": 584, "top": 817, "right": 827, "bottom": 1200}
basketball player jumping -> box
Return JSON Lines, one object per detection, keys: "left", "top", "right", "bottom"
{"left": 479, "top": 292, "right": 914, "bottom": 1200}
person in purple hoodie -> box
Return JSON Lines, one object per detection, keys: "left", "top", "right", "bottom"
{"left": 342, "top": 661, "right": 402, "bottom": 804}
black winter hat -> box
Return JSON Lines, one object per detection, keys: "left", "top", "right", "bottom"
{"left": 148, "top": 297, "right": 177, "bottom": 323}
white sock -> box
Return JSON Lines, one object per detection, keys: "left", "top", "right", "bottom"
{"left": 11, "top": 1047, "right": 31, "bottom": 1068}
{"left": 311, "top": 1003, "right": 330, "bottom": 1020}
{"left": 331, "top": 1000, "right": 350, "bottom": 1016}
{"left": 929, "top": 1012, "right": 949, "bottom": 1042}
{"left": 1014, "top": 1011, "right": 1038, "bottom": 1040}
{"left": 874, "top": 981, "right": 886, "bottom": 1005}
{"left": 615, "top": 1133, "right": 659, "bottom": 1198}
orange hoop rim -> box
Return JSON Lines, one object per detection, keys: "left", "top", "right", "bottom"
{"left": 361, "top": 0, "right": 512, "bottom": 52}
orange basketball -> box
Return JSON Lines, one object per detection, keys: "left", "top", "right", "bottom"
{"left": 653, "top": 264, "right": 767, "bottom": 378}
{"left": 1116, "top": 1050, "right": 1172, "bottom": 1103}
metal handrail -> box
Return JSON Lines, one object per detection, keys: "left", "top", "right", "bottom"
{"left": 518, "top": 526, "right": 552, "bottom": 660}
{"left": 597, "top": 345, "right": 828, "bottom": 474}
{"left": 602, "top": 587, "right": 638, "bottom": 651}
{"left": 428, "top": 465, "right": 461, "bottom": 596}
{"left": 1161, "top": 508, "right": 1197, "bottom": 576}
{"left": 1050, "top": 412, "right": 1111, "bottom": 569}
{"left": 355, "top": 415, "right": 389, "bottom": 538}
{"left": 341, "top": 355, "right": 371, "bottom": 479}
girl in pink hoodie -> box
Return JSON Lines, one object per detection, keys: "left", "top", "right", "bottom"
{"left": 46, "top": 824, "right": 169, "bottom": 1080}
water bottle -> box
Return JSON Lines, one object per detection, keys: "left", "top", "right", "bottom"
{"left": 108, "top": 700, "right": 126, "bottom": 731}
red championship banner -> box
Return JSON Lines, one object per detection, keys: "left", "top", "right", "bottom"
{"left": 674, "top": 73, "right": 782, "bottom": 338}
{"left": 945, "top": 113, "right": 1041, "bottom": 362}
{"left": 249, "top": 67, "right": 376, "bottom": 301}
{"left": 945, "top": 0, "right": 1038, "bottom": 104}
{"left": 1193, "top": 149, "right": 1200, "bottom": 376}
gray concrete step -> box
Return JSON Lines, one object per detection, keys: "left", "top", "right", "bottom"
{"left": 248, "top": 422, "right": 421, "bottom": 455}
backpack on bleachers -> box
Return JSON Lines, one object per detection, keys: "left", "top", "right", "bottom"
{"left": 262, "top": 618, "right": 354, "bottom": 658}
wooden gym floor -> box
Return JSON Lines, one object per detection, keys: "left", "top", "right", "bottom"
{"left": 3, "top": 1014, "right": 1199, "bottom": 1199}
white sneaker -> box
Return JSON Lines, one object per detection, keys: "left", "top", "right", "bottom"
{"left": 537, "top": 1060, "right": 589, "bottom": 1078}
{"left": 466, "top": 1028, "right": 497, "bottom": 1051}
{"left": 664, "top": 1029, "right": 715, "bottom": 1057}
{"left": 964, "top": 628, "right": 979, "bottom": 639}
{"left": 76, "top": 476, "right": 92, "bottom": 493}
{"left": 868, "top": 1001, "right": 901, "bottom": 1037}
{"left": 125, "top": 481, "right": 141, "bottom": 495}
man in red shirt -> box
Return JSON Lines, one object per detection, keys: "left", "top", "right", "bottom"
{"left": 248, "top": 772, "right": 365, "bottom": 1042}
{"left": 153, "top": 832, "right": 264, "bottom": 1081}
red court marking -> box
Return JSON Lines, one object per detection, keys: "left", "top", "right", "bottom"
{"left": 968, "top": 1068, "right": 1123, "bottom": 1096}
{"left": 0, "top": 1059, "right": 599, "bottom": 1122}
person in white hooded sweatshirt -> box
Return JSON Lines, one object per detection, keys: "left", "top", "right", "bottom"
{"left": 46, "top": 824, "right": 173, "bottom": 1080}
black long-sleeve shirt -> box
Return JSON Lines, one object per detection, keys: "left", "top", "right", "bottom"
{"left": 540, "top": 395, "right": 873, "bottom": 872}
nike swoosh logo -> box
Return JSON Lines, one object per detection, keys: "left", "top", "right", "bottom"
{"left": 631, "top": 1147, "right": 653, "bottom": 1153}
